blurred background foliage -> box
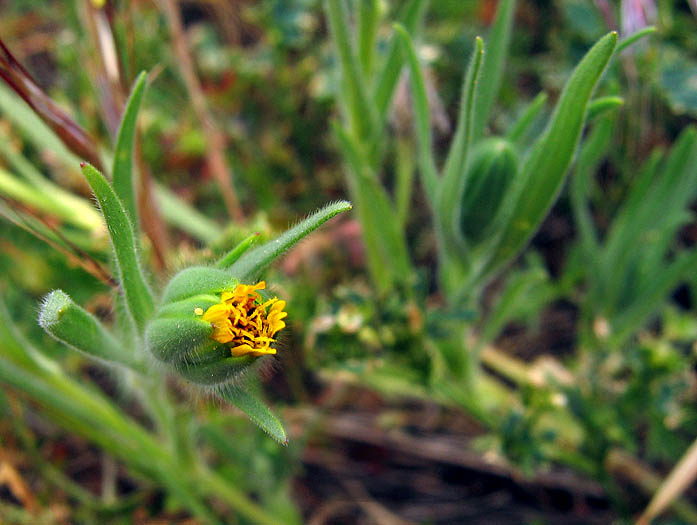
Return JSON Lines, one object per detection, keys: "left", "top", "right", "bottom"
{"left": 2, "top": 0, "right": 697, "bottom": 523}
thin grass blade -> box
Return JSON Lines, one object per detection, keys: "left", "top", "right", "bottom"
{"left": 228, "top": 200, "right": 352, "bottom": 281}
{"left": 113, "top": 71, "right": 147, "bottom": 225}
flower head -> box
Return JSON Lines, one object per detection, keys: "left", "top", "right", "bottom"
{"left": 201, "top": 281, "right": 287, "bottom": 357}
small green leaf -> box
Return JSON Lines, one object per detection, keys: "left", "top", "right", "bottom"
{"left": 506, "top": 92, "right": 548, "bottom": 144}
{"left": 472, "top": 0, "right": 516, "bottom": 141}
{"left": 586, "top": 96, "right": 624, "bottom": 120}
{"left": 39, "top": 290, "right": 142, "bottom": 371}
{"left": 570, "top": 115, "right": 615, "bottom": 258}
{"left": 81, "top": 162, "right": 155, "bottom": 332}
{"left": 617, "top": 26, "right": 656, "bottom": 54}
{"left": 113, "top": 71, "right": 147, "bottom": 225}
{"left": 216, "top": 233, "right": 260, "bottom": 269}
{"left": 220, "top": 384, "right": 287, "bottom": 444}
{"left": 228, "top": 200, "right": 352, "bottom": 281}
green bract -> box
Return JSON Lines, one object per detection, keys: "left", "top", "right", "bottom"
{"left": 145, "top": 271, "right": 257, "bottom": 387}
{"left": 459, "top": 138, "right": 517, "bottom": 244}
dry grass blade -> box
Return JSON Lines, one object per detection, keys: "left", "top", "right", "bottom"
{"left": 0, "top": 198, "right": 117, "bottom": 288}
{"left": 0, "top": 38, "right": 103, "bottom": 170}
{"left": 637, "top": 437, "right": 697, "bottom": 525}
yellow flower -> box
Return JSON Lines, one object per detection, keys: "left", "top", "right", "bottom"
{"left": 201, "top": 281, "right": 287, "bottom": 357}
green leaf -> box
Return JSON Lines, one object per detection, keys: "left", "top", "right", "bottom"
{"left": 394, "top": 23, "right": 439, "bottom": 203}
{"left": 506, "top": 92, "right": 548, "bottom": 144}
{"left": 484, "top": 31, "right": 617, "bottom": 281}
{"left": 220, "top": 384, "right": 287, "bottom": 444}
{"left": 611, "top": 250, "right": 697, "bottom": 346}
{"left": 39, "top": 290, "right": 143, "bottom": 371}
{"left": 440, "top": 37, "right": 485, "bottom": 244}
{"left": 472, "top": 0, "right": 516, "bottom": 142}
{"left": 228, "top": 200, "right": 352, "bottom": 281}
{"left": 333, "top": 123, "right": 412, "bottom": 289}
{"left": 358, "top": 0, "right": 380, "bottom": 77}
{"left": 216, "top": 232, "right": 260, "bottom": 269}
{"left": 326, "top": 0, "right": 377, "bottom": 140}
{"left": 570, "top": 115, "right": 615, "bottom": 259}
{"left": 113, "top": 71, "right": 147, "bottom": 225}
{"left": 81, "top": 163, "right": 155, "bottom": 332}
{"left": 617, "top": 26, "right": 656, "bottom": 54}
{"left": 373, "top": 0, "right": 428, "bottom": 119}
{"left": 586, "top": 96, "right": 624, "bottom": 120}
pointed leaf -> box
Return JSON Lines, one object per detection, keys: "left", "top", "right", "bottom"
{"left": 216, "top": 232, "right": 260, "bottom": 269}
{"left": 373, "top": 0, "right": 428, "bottom": 118}
{"left": 220, "top": 384, "right": 287, "bottom": 444}
{"left": 228, "top": 200, "right": 352, "bottom": 281}
{"left": 82, "top": 162, "right": 154, "bottom": 332}
{"left": 586, "top": 96, "right": 624, "bottom": 120}
{"left": 505, "top": 91, "right": 548, "bottom": 144}
{"left": 617, "top": 26, "right": 656, "bottom": 53}
{"left": 113, "top": 71, "right": 147, "bottom": 225}
{"left": 326, "top": 0, "right": 377, "bottom": 140}
{"left": 394, "top": 23, "right": 439, "bottom": 203}
{"left": 472, "top": 0, "right": 516, "bottom": 141}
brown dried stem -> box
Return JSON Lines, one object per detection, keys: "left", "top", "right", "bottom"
{"left": 159, "top": 0, "right": 244, "bottom": 222}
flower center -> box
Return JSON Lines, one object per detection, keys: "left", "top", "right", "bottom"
{"left": 201, "top": 281, "right": 287, "bottom": 357}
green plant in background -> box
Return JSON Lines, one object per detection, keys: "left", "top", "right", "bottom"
{"left": 570, "top": 115, "right": 697, "bottom": 349}
{"left": 325, "top": 0, "right": 618, "bottom": 395}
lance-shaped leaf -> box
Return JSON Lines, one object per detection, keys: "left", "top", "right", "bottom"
{"left": 216, "top": 232, "right": 259, "bottom": 269}
{"left": 472, "top": 0, "right": 516, "bottom": 142}
{"left": 374, "top": 0, "right": 428, "bottom": 119}
{"left": 506, "top": 92, "right": 548, "bottom": 145}
{"left": 220, "top": 384, "right": 287, "bottom": 445}
{"left": 39, "top": 290, "right": 142, "bottom": 371}
{"left": 483, "top": 31, "right": 617, "bottom": 282}
{"left": 325, "top": 0, "right": 377, "bottom": 140}
{"left": 82, "top": 163, "right": 155, "bottom": 332}
{"left": 113, "top": 71, "right": 147, "bottom": 225}
{"left": 358, "top": 0, "right": 380, "bottom": 76}
{"left": 394, "top": 24, "right": 439, "bottom": 204}
{"left": 228, "top": 200, "right": 352, "bottom": 281}
{"left": 586, "top": 96, "right": 624, "bottom": 121}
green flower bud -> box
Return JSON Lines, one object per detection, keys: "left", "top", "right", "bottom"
{"left": 459, "top": 138, "right": 518, "bottom": 243}
{"left": 145, "top": 267, "right": 287, "bottom": 386}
